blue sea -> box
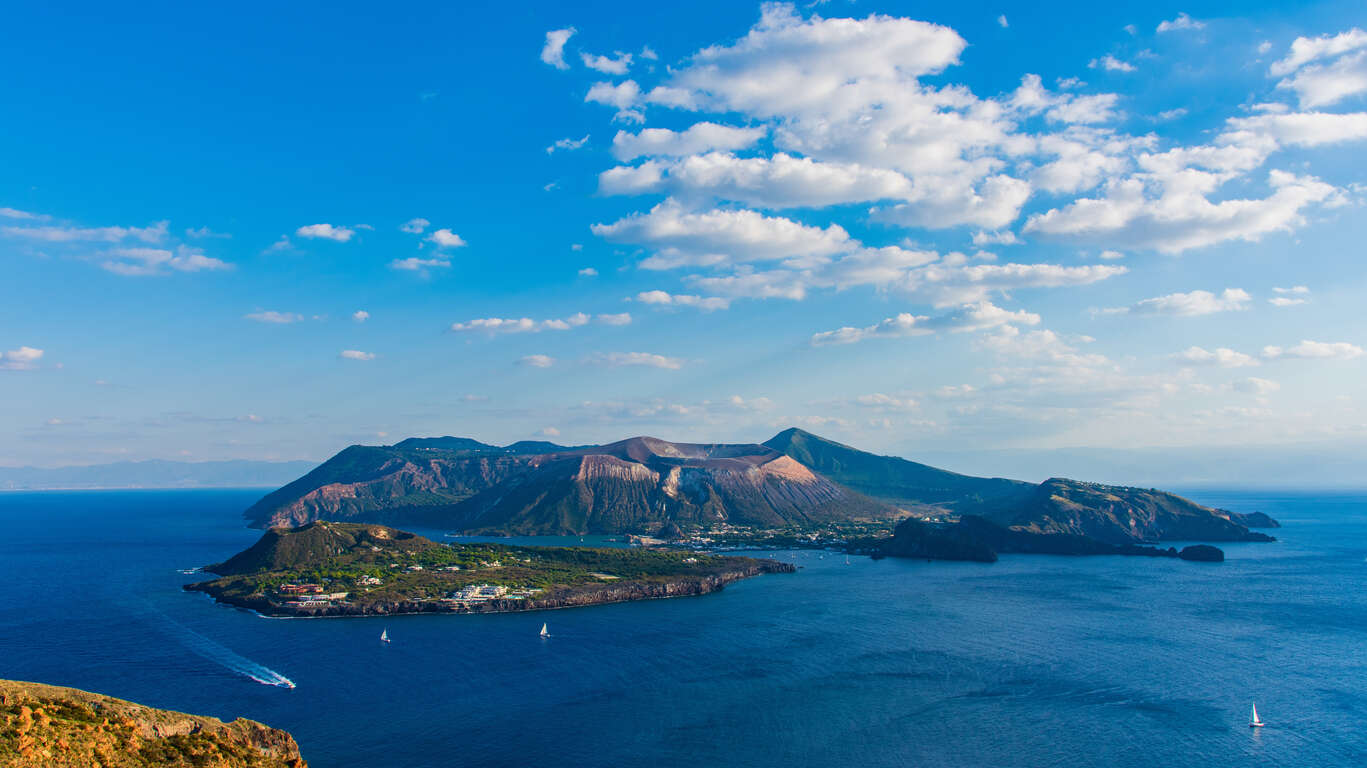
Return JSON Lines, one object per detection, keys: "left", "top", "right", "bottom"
{"left": 0, "top": 489, "right": 1363, "bottom": 767}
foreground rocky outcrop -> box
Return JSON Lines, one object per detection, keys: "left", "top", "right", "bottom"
{"left": 0, "top": 679, "right": 304, "bottom": 768}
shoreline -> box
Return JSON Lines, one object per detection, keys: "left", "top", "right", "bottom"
{"left": 185, "top": 560, "right": 795, "bottom": 619}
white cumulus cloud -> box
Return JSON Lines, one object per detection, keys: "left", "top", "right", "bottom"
{"left": 581, "top": 51, "right": 633, "bottom": 75}
{"left": 541, "top": 28, "right": 576, "bottom": 70}
{"left": 610, "top": 123, "right": 767, "bottom": 161}
{"left": 296, "top": 223, "right": 355, "bottom": 242}
{"left": 634, "top": 290, "right": 730, "bottom": 311}
{"left": 426, "top": 228, "right": 466, "bottom": 248}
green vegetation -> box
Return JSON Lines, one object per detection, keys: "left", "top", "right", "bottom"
{"left": 189, "top": 522, "right": 792, "bottom": 616}
{"left": 0, "top": 679, "right": 305, "bottom": 767}
{"left": 669, "top": 519, "right": 905, "bottom": 550}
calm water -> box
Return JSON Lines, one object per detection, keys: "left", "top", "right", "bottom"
{"left": 0, "top": 489, "right": 1363, "bottom": 767}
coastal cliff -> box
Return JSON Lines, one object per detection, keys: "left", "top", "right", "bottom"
{"left": 191, "top": 559, "right": 793, "bottom": 617}
{"left": 872, "top": 515, "right": 1230, "bottom": 564}
{"left": 0, "top": 679, "right": 305, "bottom": 768}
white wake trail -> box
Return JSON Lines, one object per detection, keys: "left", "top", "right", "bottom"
{"left": 151, "top": 607, "right": 295, "bottom": 688}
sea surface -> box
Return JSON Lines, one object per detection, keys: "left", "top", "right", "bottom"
{"left": 0, "top": 489, "right": 1363, "bottom": 767}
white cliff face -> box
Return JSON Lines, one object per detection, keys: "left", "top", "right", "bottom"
{"left": 575, "top": 454, "right": 661, "bottom": 484}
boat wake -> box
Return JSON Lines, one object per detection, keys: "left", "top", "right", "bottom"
{"left": 152, "top": 608, "right": 295, "bottom": 688}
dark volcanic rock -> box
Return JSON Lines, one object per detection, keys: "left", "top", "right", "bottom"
{"left": 878, "top": 517, "right": 998, "bottom": 562}
{"left": 1230, "top": 511, "right": 1281, "bottom": 528}
{"left": 1178, "top": 544, "right": 1225, "bottom": 562}
{"left": 876, "top": 514, "right": 1227, "bottom": 564}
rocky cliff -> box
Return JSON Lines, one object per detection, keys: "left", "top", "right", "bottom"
{"left": 244, "top": 429, "right": 1276, "bottom": 546}
{"left": 0, "top": 679, "right": 305, "bottom": 768}
{"left": 996, "top": 478, "right": 1276, "bottom": 544}
{"left": 245, "top": 436, "right": 893, "bottom": 533}
{"left": 874, "top": 515, "right": 1230, "bottom": 564}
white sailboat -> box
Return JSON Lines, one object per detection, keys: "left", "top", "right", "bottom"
{"left": 1249, "top": 702, "right": 1264, "bottom": 728}
{"left": 380, "top": 628, "right": 391, "bottom": 644}
{"left": 539, "top": 623, "right": 549, "bottom": 638}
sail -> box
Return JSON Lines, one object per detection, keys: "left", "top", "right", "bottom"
{"left": 540, "top": 623, "right": 549, "bottom": 637}
{"left": 1251, "top": 704, "right": 1259, "bottom": 724}
{"left": 381, "top": 628, "right": 389, "bottom": 642}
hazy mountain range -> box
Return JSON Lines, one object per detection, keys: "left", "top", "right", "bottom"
{"left": 0, "top": 459, "right": 316, "bottom": 490}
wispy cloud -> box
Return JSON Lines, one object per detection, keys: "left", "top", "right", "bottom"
{"left": 0, "top": 346, "right": 43, "bottom": 371}
{"left": 390, "top": 256, "right": 451, "bottom": 271}
{"left": 547, "top": 134, "right": 590, "bottom": 154}
{"left": 590, "top": 352, "right": 684, "bottom": 369}
{"left": 1089, "top": 55, "right": 1136, "bottom": 73}
{"left": 400, "top": 218, "right": 430, "bottom": 234}
{"left": 1103, "top": 288, "right": 1251, "bottom": 317}
{"left": 101, "top": 245, "right": 230, "bottom": 276}
{"left": 1263, "top": 340, "right": 1363, "bottom": 360}
{"left": 1156, "top": 13, "right": 1205, "bottom": 33}
{"left": 245, "top": 310, "right": 304, "bottom": 324}
{"left": 520, "top": 354, "right": 555, "bottom": 368}
{"left": 1176, "top": 346, "right": 1260, "bottom": 368}
{"left": 451, "top": 312, "right": 627, "bottom": 333}
{"left": 3, "top": 220, "right": 167, "bottom": 243}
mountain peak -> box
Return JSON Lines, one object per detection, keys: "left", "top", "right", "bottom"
{"left": 241, "top": 431, "right": 1275, "bottom": 544}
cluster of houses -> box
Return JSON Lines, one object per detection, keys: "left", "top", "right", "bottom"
{"left": 275, "top": 583, "right": 349, "bottom": 608}
{"left": 443, "top": 583, "right": 541, "bottom": 605}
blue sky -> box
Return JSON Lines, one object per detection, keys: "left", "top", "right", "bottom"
{"left": 4, "top": 0, "right": 1367, "bottom": 484}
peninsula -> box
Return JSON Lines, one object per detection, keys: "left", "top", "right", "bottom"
{"left": 0, "top": 678, "right": 305, "bottom": 767}
{"left": 185, "top": 521, "right": 794, "bottom": 617}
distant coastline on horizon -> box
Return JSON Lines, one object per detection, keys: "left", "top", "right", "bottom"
{"left": 5, "top": 1, "right": 1367, "bottom": 765}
